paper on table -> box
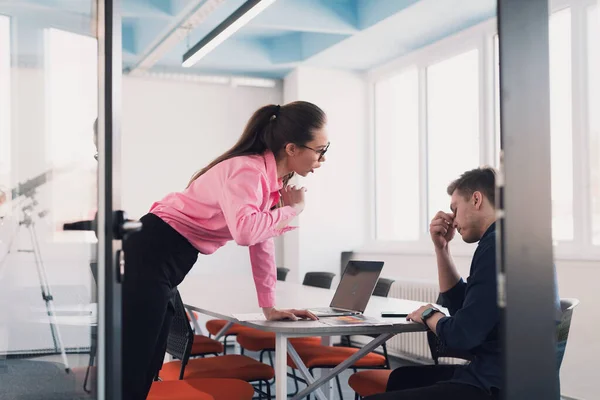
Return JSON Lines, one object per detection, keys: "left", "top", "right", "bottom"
{"left": 319, "top": 315, "right": 392, "bottom": 327}
{"left": 232, "top": 313, "right": 267, "bottom": 321}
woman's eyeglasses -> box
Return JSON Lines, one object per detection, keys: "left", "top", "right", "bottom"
{"left": 299, "top": 142, "right": 329, "bottom": 161}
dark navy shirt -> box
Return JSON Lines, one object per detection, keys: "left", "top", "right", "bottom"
{"left": 436, "top": 222, "right": 501, "bottom": 393}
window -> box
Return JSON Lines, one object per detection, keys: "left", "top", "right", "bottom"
{"left": 549, "top": 9, "right": 574, "bottom": 241}
{"left": 0, "top": 15, "right": 10, "bottom": 187}
{"left": 371, "top": 1, "right": 600, "bottom": 258}
{"left": 589, "top": 4, "right": 600, "bottom": 245}
{"left": 494, "top": 11, "right": 574, "bottom": 243}
{"left": 45, "top": 28, "right": 97, "bottom": 234}
{"left": 426, "top": 49, "right": 480, "bottom": 221}
{"left": 374, "top": 68, "right": 420, "bottom": 240}
{"left": 494, "top": 34, "right": 500, "bottom": 169}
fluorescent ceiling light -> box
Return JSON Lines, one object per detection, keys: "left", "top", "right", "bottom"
{"left": 182, "top": 0, "right": 276, "bottom": 68}
{"left": 127, "top": 0, "right": 225, "bottom": 74}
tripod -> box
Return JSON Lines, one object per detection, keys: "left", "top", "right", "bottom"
{"left": 0, "top": 193, "right": 70, "bottom": 372}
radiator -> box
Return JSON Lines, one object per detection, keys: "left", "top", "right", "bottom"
{"left": 385, "top": 279, "right": 440, "bottom": 363}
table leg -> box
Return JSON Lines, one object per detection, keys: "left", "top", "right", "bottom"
{"left": 275, "top": 333, "right": 288, "bottom": 400}
{"left": 321, "top": 336, "right": 334, "bottom": 398}
{"left": 292, "top": 333, "right": 394, "bottom": 400}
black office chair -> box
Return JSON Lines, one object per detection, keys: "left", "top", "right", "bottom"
{"left": 276, "top": 267, "right": 290, "bottom": 282}
{"left": 159, "top": 289, "right": 274, "bottom": 399}
{"left": 372, "top": 278, "right": 395, "bottom": 298}
{"left": 302, "top": 272, "right": 336, "bottom": 289}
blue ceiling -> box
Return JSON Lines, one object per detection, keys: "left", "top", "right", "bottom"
{"left": 1, "top": 0, "right": 496, "bottom": 78}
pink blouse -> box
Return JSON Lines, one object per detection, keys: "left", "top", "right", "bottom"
{"left": 149, "top": 151, "right": 297, "bottom": 307}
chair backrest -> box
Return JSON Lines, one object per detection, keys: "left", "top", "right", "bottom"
{"left": 556, "top": 298, "right": 579, "bottom": 369}
{"left": 302, "top": 272, "right": 336, "bottom": 289}
{"left": 165, "top": 289, "right": 194, "bottom": 379}
{"left": 277, "top": 267, "right": 290, "bottom": 282}
{"left": 373, "top": 278, "right": 395, "bottom": 298}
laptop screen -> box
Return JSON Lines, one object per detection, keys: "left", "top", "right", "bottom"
{"left": 329, "top": 260, "right": 384, "bottom": 313}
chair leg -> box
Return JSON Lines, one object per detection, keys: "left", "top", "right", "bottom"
{"left": 354, "top": 393, "right": 359, "bottom": 400}
{"left": 335, "top": 374, "right": 343, "bottom": 400}
{"left": 382, "top": 342, "right": 391, "bottom": 369}
{"left": 265, "top": 379, "right": 272, "bottom": 400}
{"left": 267, "top": 350, "right": 274, "bottom": 367}
{"left": 343, "top": 335, "right": 352, "bottom": 347}
{"left": 266, "top": 351, "right": 276, "bottom": 385}
{"left": 290, "top": 368, "right": 300, "bottom": 397}
{"left": 241, "top": 346, "right": 245, "bottom": 355}
{"left": 223, "top": 335, "right": 228, "bottom": 355}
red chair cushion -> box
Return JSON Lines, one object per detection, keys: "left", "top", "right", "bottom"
{"left": 206, "top": 319, "right": 251, "bottom": 336}
{"left": 148, "top": 380, "right": 214, "bottom": 400}
{"left": 160, "top": 354, "right": 274, "bottom": 382}
{"left": 191, "top": 335, "right": 224, "bottom": 355}
{"left": 236, "top": 328, "right": 321, "bottom": 351}
{"left": 348, "top": 369, "right": 392, "bottom": 397}
{"left": 287, "top": 345, "right": 386, "bottom": 369}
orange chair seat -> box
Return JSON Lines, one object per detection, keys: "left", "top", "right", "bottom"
{"left": 287, "top": 345, "right": 386, "bottom": 369}
{"left": 148, "top": 380, "right": 214, "bottom": 400}
{"left": 348, "top": 369, "right": 392, "bottom": 397}
{"left": 191, "top": 335, "right": 224, "bottom": 355}
{"left": 186, "top": 310, "right": 200, "bottom": 322}
{"left": 236, "top": 329, "right": 321, "bottom": 351}
{"left": 206, "top": 319, "right": 251, "bottom": 336}
{"left": 149, "top": 378, "right": 254, "bottom": 400}
{"left": 160, "top": 354, "right": 274, "bottom": 382}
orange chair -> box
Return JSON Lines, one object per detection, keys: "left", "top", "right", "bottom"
{"left": 161, "top": 290, "right": 275, "bottom": 399}
{"left": 149, "top": 377, "right": 255, "bottom": 400}
{"left": 237, "top": 329, "right": 321, "bottom": 360}
{"left": 205, "top": 319, "right": 252, "bottom": 354}
{"left": 287, "top": 344, "right": 387, "bottom": 399}
{"left": 184, "top": 310, "right": 226, "bottom": 357}
{"left": 347, "top": 369, "right": 392, "bottom": 399}
{"left": 190, "top": 334, "right": 224, "bottom": 357}
{"left": 236, "top": 329, "right": 321, "bottom": 395}
{"left": 204, "top": 267, "right": 292, "bottom": 354}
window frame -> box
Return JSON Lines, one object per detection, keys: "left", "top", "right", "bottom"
{"left": 364, "top": 0, "right": 600, "bottom": 261}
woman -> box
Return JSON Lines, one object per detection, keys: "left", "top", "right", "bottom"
{"left": 122, "top": 101, "right": 329, "bottom": 399}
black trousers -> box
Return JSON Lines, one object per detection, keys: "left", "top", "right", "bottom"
{"left": 122, "top": 213, "right": 198, "bottom": 400}
{"left": 364, "top": 365, "right": 500, "bottom": 400}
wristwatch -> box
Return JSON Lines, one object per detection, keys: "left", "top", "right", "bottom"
{"left": 421, "top": 307, "right": 441, "bottom": 323}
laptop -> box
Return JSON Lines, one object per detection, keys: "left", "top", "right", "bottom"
{"left": 308, "top": 260, "right": 384, "bottom": 317}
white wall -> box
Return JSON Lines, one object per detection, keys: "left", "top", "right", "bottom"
{"left": 121, "top": 76, "right": 284, "bottom": 279}
{"left": 282, "top": 67, "right": 369, "bottom": 285}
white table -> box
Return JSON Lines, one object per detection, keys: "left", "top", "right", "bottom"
{"left": 179, "top": 275, "right": 433, "bottom": 400}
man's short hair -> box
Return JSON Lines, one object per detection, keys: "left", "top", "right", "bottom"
{"left": 447, "top": 167, "right": 496, "bottom": 206}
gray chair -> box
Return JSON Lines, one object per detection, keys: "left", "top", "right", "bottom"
{"left": 276, "top": 267, "right": 290, "bottom": 282}
{"left": 303, "top": 271, "right": 336, "bottom": 289}
{"left": 556, "top": 298, "right": 579, "bottom": 369}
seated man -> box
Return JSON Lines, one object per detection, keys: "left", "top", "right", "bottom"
{"left": 367, "top": 167, "right": 502, "bottom": 400}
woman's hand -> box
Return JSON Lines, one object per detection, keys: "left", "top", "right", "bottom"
{"left": 281, "top": 185, "right": 306, "bottom": 214}
{"left": 263, "top": 307, "right": 318, "bottom": 321}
